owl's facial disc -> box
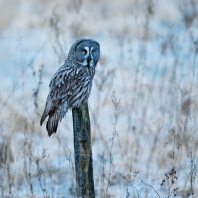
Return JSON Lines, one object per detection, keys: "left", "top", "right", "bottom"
{"left": 75, "top": 40, "right": 100, "bottom": 67}
{"left": 81, "top": 46, "right": 95, "bottom": 67}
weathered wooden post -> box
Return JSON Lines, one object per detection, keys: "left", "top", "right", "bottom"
{"left": 72, "top": 102, "right": 95, "bottom": 198}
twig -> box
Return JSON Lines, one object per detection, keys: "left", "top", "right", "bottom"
{"left": 105, "top": 91, "right": 120, "bottom": 197}
{"left": 116, "top": 171, "right": 139, "bottom": 198}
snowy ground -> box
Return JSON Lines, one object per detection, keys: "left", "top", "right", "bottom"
{"left": 0, "top": 0, "right": 198, "bottom": 197}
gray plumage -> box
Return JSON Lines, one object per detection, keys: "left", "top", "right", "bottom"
{"left": 40, "top": 38, "right": 100, "bottom": 137}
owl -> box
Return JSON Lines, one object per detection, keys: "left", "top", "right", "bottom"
{"left": 40, "top": 38, "right": 100, "bottom": 137}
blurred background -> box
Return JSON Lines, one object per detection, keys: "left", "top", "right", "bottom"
{"left": 0, "top": 0, "right": 198, "bottom": 197}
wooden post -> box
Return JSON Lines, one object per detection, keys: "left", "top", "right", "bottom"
{"left": 72, "top": 102, "right": 95, "bottom": 198}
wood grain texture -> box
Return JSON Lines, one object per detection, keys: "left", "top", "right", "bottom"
{"left": 72, "top": 102, "right": 95, "bottom": 198}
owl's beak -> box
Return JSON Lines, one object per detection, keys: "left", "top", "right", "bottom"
{"left": 87, "top": 56, "right": 91, "bottom": 66}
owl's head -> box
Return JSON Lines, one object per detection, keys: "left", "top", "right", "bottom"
{"left": 69, "top": 38, "right": 100, "bottom": 68}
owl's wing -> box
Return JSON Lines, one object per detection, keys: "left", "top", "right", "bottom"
{"left": 40, "top": 66, "right": 78, "bottom": 128}
{"left": 49, "top": 66, "right": 78, "bottom": 100}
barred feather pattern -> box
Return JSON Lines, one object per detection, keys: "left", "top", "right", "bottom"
{"left": 40, "top": 38, "right": 100, "bottom": 137}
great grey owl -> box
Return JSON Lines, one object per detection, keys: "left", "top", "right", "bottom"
{"left": 40, "top": 38, "right": 100, "bottom": 137}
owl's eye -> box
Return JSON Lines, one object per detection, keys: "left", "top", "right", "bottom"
{"left": 91, "top": 49, "right": 95, "bottom": 54}
{"left": 82, "top": 49, "right": 87, "bottom": 54}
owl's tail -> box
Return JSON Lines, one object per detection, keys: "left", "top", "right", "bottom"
{"left": 40, "top": 108, "right": 60, "bottom": 137}
{"left": 46, "top": 109, "right": 60, "bottom": 137}
{"left": 40, "top": 99, "right": 67, "bottom": 137}
{"left": 40, "top": 100, "right": 61, "bottom": 137}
